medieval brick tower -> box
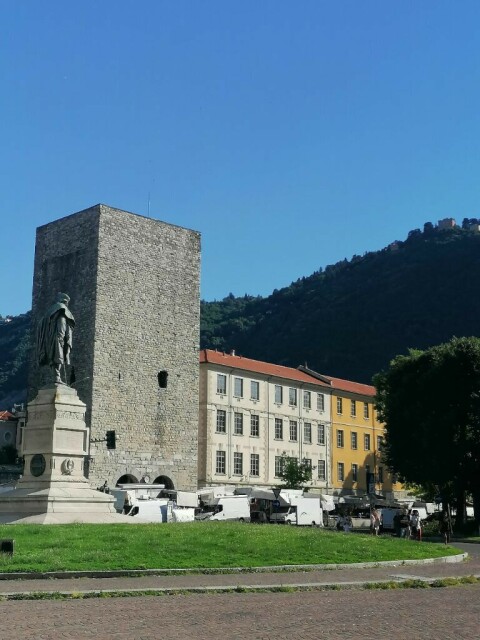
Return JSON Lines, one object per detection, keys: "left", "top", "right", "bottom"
{"left": 29, "top": 204, "right": 200, "bottom": 490}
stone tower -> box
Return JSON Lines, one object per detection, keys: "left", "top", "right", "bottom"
{"left": 29, "top": 204, "right": 200, "bottom": 490}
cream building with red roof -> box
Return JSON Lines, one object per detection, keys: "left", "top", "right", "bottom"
{"left": 199, "top": 350, "right": 332, "bottom": 491}
{"left": 199, "top": 351, "right": 404, "bottom": 498}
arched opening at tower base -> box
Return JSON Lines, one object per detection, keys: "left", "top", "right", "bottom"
{"left": 154, "top": 475, "right": 174, "bottom": 490}
{"left": 116, "top": 474, "right": 138, "bottom": 485}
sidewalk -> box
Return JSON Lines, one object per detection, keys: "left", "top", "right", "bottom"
{"left": 0, "top": 544, "right": 478, "bottom": 597}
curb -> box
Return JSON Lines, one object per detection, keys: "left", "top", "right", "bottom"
{"left": 1, "top": 573, "right": 479, "bottom": 600}
{"left": 0, "top": 552, "right": 467, "bottom": 581}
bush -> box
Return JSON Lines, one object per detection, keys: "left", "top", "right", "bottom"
{"left": 458, "top": 519, "right": 480, "bottom": 537}
{"left": 0, "top": 445, "right": 18, "bottom": 464}
{"left": 422, "top": 519, "right": 440, "bottom": 537}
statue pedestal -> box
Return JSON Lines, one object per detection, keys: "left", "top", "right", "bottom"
{"left": 0, "top": 386, "right": 134, "bottom": 523}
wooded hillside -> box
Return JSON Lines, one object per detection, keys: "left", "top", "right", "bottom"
{"left": 0, "top": 313, "right": 31, "bottom": 409}
{"left": 2, "top": 224, "right": 480, "bottom": 408}
{"left": 200, "top": 225, "right": 480, "bottom": 383}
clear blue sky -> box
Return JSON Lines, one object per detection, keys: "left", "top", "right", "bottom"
{"left": 2, "top": 1, "right": 480, "bottom": 316}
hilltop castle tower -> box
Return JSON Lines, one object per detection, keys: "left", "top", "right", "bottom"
{"left": 29, "top": 204, "right": 200, "bottom": 491}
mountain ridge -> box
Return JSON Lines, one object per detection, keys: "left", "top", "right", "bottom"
{"left": 2, "top": 222, "right": 480, "bottom": 408}
{"left": 200, "top": 224, "right": 480, "bottom": 383}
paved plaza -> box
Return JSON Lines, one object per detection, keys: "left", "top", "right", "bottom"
{"left": 2, "top": 584, "right": 480, "bottom": 640}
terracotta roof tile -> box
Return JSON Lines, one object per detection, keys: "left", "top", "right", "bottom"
{"left": 200, "top": 351, "right": 375, "bottom": 397}
{"left": 324, "top": 376, "right": 375, "bottom": 397}
{"left": 297, "top": 365, "right": 375, "bottom": 397}
{"left": 200, "top": 350, "right": 330, "bottom": 387}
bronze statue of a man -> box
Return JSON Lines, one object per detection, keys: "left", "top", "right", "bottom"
{"left": 37, "top": 293, "right": 75, "bottom": 385}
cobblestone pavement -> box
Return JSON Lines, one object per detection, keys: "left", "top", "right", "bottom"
{"left": 2, "top": 584, "right": 480, "bottom": 640}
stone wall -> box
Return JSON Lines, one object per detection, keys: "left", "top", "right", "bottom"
{"left": 29, "top": 206, "right": 100, "bottom": 407}
{"left": 30, "top": 204, "right": 200, "bottom": 490}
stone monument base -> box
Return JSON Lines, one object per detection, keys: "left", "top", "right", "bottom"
{"left": 0, "top": 485, "right": 142, "bottom": 524}
{"left": 0, "top": 385, "right": 142, "bottom": 524}
{"left": 0, "top": 511, "right": 142, "bottom": 525}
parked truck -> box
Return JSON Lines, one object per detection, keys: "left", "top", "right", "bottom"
{"left": 195, "top": 495, "right": 251, "bottom": 522}
{"left": 379, "top": 501, "right": 434, "bottom": 532}
{"left": 110, "top": 486, "right": 196, "bottom": 523}
{"left": 270, "top": 496, "right": 322, "bottom": 526}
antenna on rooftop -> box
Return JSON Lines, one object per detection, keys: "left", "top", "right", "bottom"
{"left": 147, "top": 191, "right": 151, "bottom": 218}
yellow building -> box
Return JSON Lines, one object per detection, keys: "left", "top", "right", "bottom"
{"left": 328, "top": 376, "right": 402, "bottom": 499}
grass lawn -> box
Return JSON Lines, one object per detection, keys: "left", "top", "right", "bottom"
{"left": 0, "top": 523, "right": 461, "bottom": 573}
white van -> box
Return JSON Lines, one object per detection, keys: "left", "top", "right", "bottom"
{"left": 270, "top": 497, "right": 322, "bottom": 526}
{"left": 199, "top": 495, "right": 250, "bottom": 522}
{"left": 128, "top": 499, "right": 170, "bottom": 522}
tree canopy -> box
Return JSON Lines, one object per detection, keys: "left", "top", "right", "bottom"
{"left": 276, "top": 453, "right": 314, "bottom": 490}
{"left": 374, "top": 337, "right": 480, "bottom": 526}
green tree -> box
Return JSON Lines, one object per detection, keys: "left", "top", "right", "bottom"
{"left": 277, "top": 453, "right": 314, "bottom": 490}
{"left": 374, "top": 337, "right": 480, "bottom": 530}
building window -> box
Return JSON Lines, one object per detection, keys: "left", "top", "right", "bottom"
{"left": 250, "top": 414, "right": 260, "bottom": 437}
{"left": 351, "top": 400, "right": 356, "bottom": 417}
{"left": 317, "top": 424, "right": 325, "bottom": 445}
{"left": 275, "top": 456, "right": 284, "bottom": 477}
{"left": 363, "top": 402, "right": 369, "bottom": 419}
{"left": 216, "top": 451, "right": 226, "bottom": 474}
{"left": 216, "top": 410, "right": 226, "bottom": 433}
{"left": 336, "top": 397, "right": 343, "bottom": 414}
{"left": 303, "top": 391, "right": 311, "bottom": 409}
{"left": 216, "top": 374, "right": 227, "bottom": 395}
{"left": 303, "top": 458, "right": 312, "bottom": 470}
{"left": 337, "top": 462, "right": 345, "bottom": 482}
{"left": 378, "top": 466, "right": 384, "bottom": 483}
{"left": 289, "top": 420, "right": 298, "bottom": 441}
{"left": 251, "top": 380, "right": 260, "bottom": 401}
{"left": 250, "top": 453, "right": 260, "bottom": 476}
{"left": 233, "top": 452, "right": 243, "bottom": 475}
{"left": 364, "top": 434, "right": 371, "bottom": 450}
{"left": 377, "top": 436, "right": 384, "bottom": 451}
{"left": 234, "top": 412, "right": 243, "bottom": 435}
{"left": 274, "top": 418, "right": 283, "bottom": 440}
{"left": 352, "top": 463, "right": 358, "bottom": 482}
{"left": 234, "top": 377, "right": 243, "bottom": 398}
{"left": 336, "top": 429, "right": 344, "bottom": 448}
{"left": 304, "top": 422, "right": 312, "bottom": 443}
{"left": 351, "top": 432, "right": 358, "bottom": 450}
{"left": 317, "top": 393, "right": 325, "bottom": 412}
{"left": 289, "top": 388, "right": 297, "bottom": 406}
{"left": 318, "top": 459, "right": 326, "bottom": 481}
{"left": 274, "top": 385, "right": 283, "bottom": 404}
